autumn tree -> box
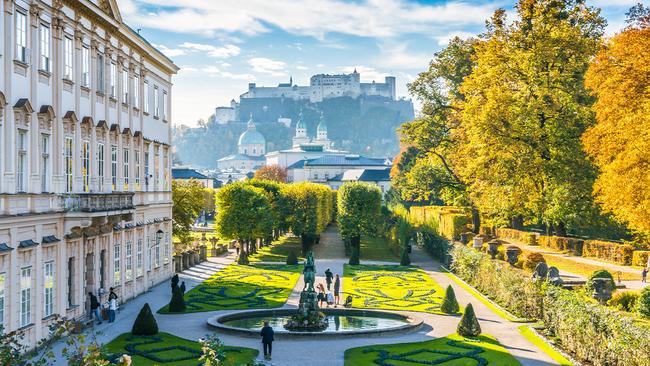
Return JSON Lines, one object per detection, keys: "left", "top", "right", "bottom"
{"left": 583, "top": 4, "right": 650, "bottom": 235}
{"left": 254, "top": 164, "right": 288, "bottom": 182}
{"left": 172, "top": 180, "right": 207, "bottom": 244}
{"left": 454, "top": 0, "right": 605, "bottom": 233}
{"left": 337, "top": 182, "right": 382, "bottom": 263}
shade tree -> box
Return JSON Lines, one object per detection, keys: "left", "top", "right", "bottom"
{"left": 337, "top": 182, "right": 382, "bottom": 264}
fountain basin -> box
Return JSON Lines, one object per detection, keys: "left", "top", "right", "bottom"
{"left": 207, "top": 308, "right": 423, "bottom": 338}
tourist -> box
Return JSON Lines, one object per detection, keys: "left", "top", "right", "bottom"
{"left": 643, "top": 267, "right": 648, "bottom": 283}
{"left": 325, "top": 268, "right": 333, "bottom": 290}
{"left": 88, "top": 292, "right": 102, "bottom": 325}
{"left": 108, "top": 288, "right": 118, "bottom": 323}
{"left": 317, "top": 283, "right": 326, "bottom": 307}
{"left": 260, "top": 321, "right": 274, "bottom": 360}
{"left": 334, "top": 274, "right": 341, "bottom": 307}
{"left": 326, "top": 291, "right": 334, "bottom": 307}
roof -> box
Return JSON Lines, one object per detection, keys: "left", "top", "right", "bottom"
{"left": 329, "top": 168, "right": 391, "bottom": 182}
{"left": 0, "top": 243, "right": 13, "bottom": 252}
{"left": 304, "top": 155, "right": 391, "bottom": 167}
{"left": 238, "top": 129, "right": 266, "bottom": 145}
{"left": 218, "top": 154, "right": 266, "bottom": 162}
{"left": 172, "top": 168, "right": 209, "bottom": 180}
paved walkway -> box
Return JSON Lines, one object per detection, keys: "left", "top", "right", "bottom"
{"left": 49, "top": 228, "right": 560, "bottom": 365}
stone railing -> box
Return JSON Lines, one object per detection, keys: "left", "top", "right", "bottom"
{"left": 60, "top": 192, "right": 135, "bottom": 213}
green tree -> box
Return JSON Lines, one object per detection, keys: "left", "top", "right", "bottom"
{"left": 457, "top": 303, "right": 481, "bottom": 337}
{"left": 441, "top": 285, "right": 460, "bottom": 314}
{"left": 246, "top": 179, "right": 291, "bottom": 243}
{"left": 172, "top": 180, "right": 207, "bottom": 244}
{"left": 455, "top": 0, "right": 606, "bottom": 233}
{"left": 215, "top": 182, "right": 271, "bottom": 258}
{"left": 337, "top": 182, "right": 382, "bottom": 262}
{"left": 282, "top": 182, "right": 333, "bottom": 253}
{"left": 131, "top": 303, "right": 159, "bottom": 336}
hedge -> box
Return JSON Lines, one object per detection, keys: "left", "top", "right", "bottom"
{"left": 538, "top": 236, "right": 584, "bottom": 256}
{"left": 410, "top": 206, "right": 471, "bottom": 240}
{"left": 495, "top": 228, "right": 538, "bottom": 246}
{"left": 633, "top": 251, "right": 650, "bottom": 267}
{"left": 450, "top": 245, "right": 650, "bottom": 366}
{"left": 582, "top": 240, "right": 634, "bottom": 265}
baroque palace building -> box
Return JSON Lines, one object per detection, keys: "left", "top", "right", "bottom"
{"left": 0, "top": 0, "right": 178, "bottom": 348}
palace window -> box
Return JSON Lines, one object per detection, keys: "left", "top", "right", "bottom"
{"left": 122, "top": 69, "right": 129, "bottom": 104}
{"left": 39, "top": 24, "right": 50, "bottom": 72}
{"left": 162, "top": 90, "right": 168, "bottom": 120}
{"left": 113, "top": 244, "right": 121, "bottom": 286}
{"left": 82, "top": 141, "right": 90, "bottom": 192}
{"left": 143, "top": 80, "right": 149, "bottom": 113}
{"left": 110, "top": 62, "right": 117, "bottom": 98}
{"left": 153, "top": 86, "right": 159, "bottom": 118}
{"left": 67, "top": 257, "right": 75, "bottom": 307}
{"left": 0, "top": 273, "right": 5, "bottom": 327}
{"left": 125, "top": 241, "right": 133, "bottom": 282}
{"left": 16, "top": 129, "right": 27, "bottom": 192}
{"left": 82, "top": 47, "right": 90, "bottom": 87}
{"left": 41, "top": 134, "right": 50, "bottom": 192}
{"left": 44, "top": 261, "right": 55, "bottom": 317}
{"left": 15, "top": 11, "right": 27, "bottom": 63}
{"left": 133, "top": 75, "right": 140, "bottom": 107}
{"left": 144, "top": 152, "right": 150, "bottom": 189}
{"left": 111, "top": 145, "right": 117, "bottom": 190}
{"left": 164, "top": 233, "right": 171, "bottom": 264}
{"left": 64, "top": 37, "right": 73, "bottom": 80}
{"left": 98, "top": 143, "right": 105, "bottom": 191}
{"left": 136, "top": 239, "right": 143, "bottom": 277}
{"left": 97, "top": 53, "right": 105, "bottom": 93}
{"left": 20, "top": 267, "right": 32, "bottom": 327}
{"left": 135, "top": 150, "right": 141, "bottom": 189}
{"left": 155, "top": 236, "right": 161, "bottom": 268}
{"left": 65, "top": 137, "right": 73, "bottom": 192}
{"left": 123, "top": 148, "right": 129, "bottom": 190}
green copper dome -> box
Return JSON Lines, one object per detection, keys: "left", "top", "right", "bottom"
{"left": 238, "top": 115, "right": 266, "bottom": 146}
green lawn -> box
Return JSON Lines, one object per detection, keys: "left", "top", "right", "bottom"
{"left": 344, "top": 333, "right": 522, "bottom": 366}
{"left": 359, "top": 236, "right": 400, "bottom": 261}
{"left": 158, "top": 264, "right": 301, "bottom": 313}
{"left": 105, "top": 332, "right": 258, "bottom": 366}
{"left": 249, "top": 236, "right": 305, "bottom": 263}
{"left": 344, "top": 264, "right": 454, "bottom": 315}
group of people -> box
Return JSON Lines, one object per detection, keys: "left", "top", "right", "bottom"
{"left": 317, "top": 268, "right": 341, "bottom": 307}
{"left": 88, "top": 287, "right": 119, "bottom": 325}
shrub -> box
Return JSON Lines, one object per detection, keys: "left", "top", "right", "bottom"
{"left": 457, "top": 303, "right": 481, "bottom": 337}
{"left": 638, "top": 287, "right": 650, "bottom": 319}
{"left": 633, "top": 250, "right": 650, "bottom": 267}
{"left": 400, "top": 247, "right": 411, "bottom": 266}
{"left": 609, "top": 291, "right": 639, "bottom": 312}
{"left": 441, "top": 285, "right": 459, "bottom": 314}
{"left": 286, "top": 250, "right": 298, "bottom": 265}
{"left": 537, "top": 236, "right": 584, "bottom": 256}
{"left": 582, "top": 240, "right": 634, "bottom": 265}
{"left": 349, "top": 246, "right": 360, "bottom": 265}
{"left": 417, "top": 228, "right": 449, "bottom": 262}
{"left": 585, "top": 269, "right": 614, "bottom": 293}
{"left": 237, "top": 250, "right": 249, "bottom": 265}
{"left": 132, "top": 303, "right": 158, "bottom": 335}
{"left": 522, "top": 252, "right": 546, "bottom": 272}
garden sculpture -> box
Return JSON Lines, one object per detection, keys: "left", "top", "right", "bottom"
{"left": 532, "top": 262, "right": 549, "bottom": 281}
{"left": 303, "top": 251, "right": 316, "bottom": 292}
{"left": 548, "top": 266, "right": 563, "bottom": 286}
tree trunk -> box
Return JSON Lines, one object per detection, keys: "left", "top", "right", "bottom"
{"left": 471, "top": 208, "right": 481, "bottom": 234}
{"left": 555, "top": 222, "right": 567, "bottom": 237}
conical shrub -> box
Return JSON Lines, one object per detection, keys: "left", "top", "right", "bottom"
{"left": 441, "top": 285, "right": 459, "bottom": 314}
{"left": 132, "top": 303, "right": 159, "bottom": 335}
{"left": 286, "top": 250, "right": 298, "bottom": 265}
{"left": 168, "top": 286, "right": 186, "bottom": 312}
{"left": 400, "top": 247, "right": 411, "bottom": 266}
{"left": 457, "top": 303, "right": 481, "bottom": 337}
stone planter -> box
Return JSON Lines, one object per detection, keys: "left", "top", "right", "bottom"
{"left": 505, "top": 246, "right": 521, "bottom": 266}
{"left": 182, "top": 252, "right": 190, "bottom": 270}
{"left": 472, "top": 235, "right": 484, "bottom": 249}
{"left": 199, "top": 245, "right": 207, "bottom": 261}
{"left": 174, "top": 255, "right": 183, "bottom": 273}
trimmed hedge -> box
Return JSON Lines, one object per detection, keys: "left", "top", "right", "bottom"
{"left": 450, "top": 245, "right": 650, "bottom": 366}
{"left": 633, "top": 250, "right": 650, "bottom": 267}
{"left": 496, "top": 228, "right": 538, "bottom": 246}
{"left": 538, "top": 236, "right": 584, "bottom": 256}
{"left": 583, "top": 240, "right": 634, "bottom": 265}
{"left": 410, "top": 206, "right": 471, "bottom": 240}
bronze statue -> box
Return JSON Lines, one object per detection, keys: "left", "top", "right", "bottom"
{"left": 303, "top": 251, "right": 316, "bottom": 292}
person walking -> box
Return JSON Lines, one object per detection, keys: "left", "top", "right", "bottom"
{"left": 643, "top": 267, "right": 648, "bottom": 283}
{"left": 326, "top": 291, "right": 334, "bottom": 307}
{"left": 88, "top": 292, "right": 102, "bottom": 325}
{"left": 325, "top": 268, "right": 333, "bottom": 290}
{"left": 260, "top": 321, "right": 274, "bottom": 360}
{"left": 108, "top": 287, "right": 118, "bottom": 323}
{"left": 333, "top": 274, "right": 341, "bottom": 307}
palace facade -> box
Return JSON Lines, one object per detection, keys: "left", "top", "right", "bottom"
{"left": 0, "top": 0, "right": 178, "bottom": 348}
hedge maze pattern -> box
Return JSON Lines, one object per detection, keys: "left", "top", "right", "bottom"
{"left": 363, "top": 340, "right": 489, "bottom": 366}
{"left": 345, "top": 265, "right": 448, "bottom": 314}
{"left": 170, "top": 264, "right": 301, "bottom": 313}
{"left": 117, "top": 335, "right": 246, "bottom": 365}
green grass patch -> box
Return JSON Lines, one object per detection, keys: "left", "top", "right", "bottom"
{"left": 249, "top": 236, "right": 305, "bottom": 263}
{"left": 344, "top": 333, "right": 522, "bottom": 366}
{"left": 344, "top": 264, "right": 453, "bottom": 314}
{"left": 158, "top": 264, "right": 301, "bottom": 313}
{"left": 359, "top": 236, "right": 400, "bottom": 261}
{"left": 104, "top": 332, "right": 258, "bottom": 366}
{"left": 517, "top": 325, "right": 574, "bottom": 366}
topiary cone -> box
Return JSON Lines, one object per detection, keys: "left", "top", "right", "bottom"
{"left": 457, "top": 303, "right": 481, "bottom": 337}
{"left": 168, "top": 286, "right": 186, "bottom": 312}
{"left": 132, "top": 303, "right": 159, "bottom": 335}
{"left": 441, "top": 285, "right": 459, "bottom": 314}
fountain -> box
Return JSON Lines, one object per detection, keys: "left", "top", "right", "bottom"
{"left": 284, "top": 251, "right": 327, "bottom": 331}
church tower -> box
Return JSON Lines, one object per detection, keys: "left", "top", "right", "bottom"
{"left": 292, "top": 109, "right": 310, "bottom": 147}
{"left": 315, "top": 112, "right": 331, "bottom": 149}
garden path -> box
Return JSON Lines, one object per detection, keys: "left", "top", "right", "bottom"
{"left": 48, "top": 228, "right": 562, "bottom": 366}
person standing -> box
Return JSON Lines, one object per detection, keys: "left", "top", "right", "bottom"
{"left": 643, "top": 267, "right": 648, "bottom": 283}
{"left": 325, "top": 268, "right": 333, "bottom": 290}
{"left": 108, "top": 288, "right": 118, "bottom": 323}
{"left": 333, "top": 274, "right": 341, "bottom": 307}
{"left": 260, "top": 321, "right": 274, "bottom": 360}
{"left": 88, "top": 292, "right": 102, "bottom": 325}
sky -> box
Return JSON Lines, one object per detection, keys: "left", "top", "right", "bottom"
{"left": 116, "top": 0, "right": 640, "bottom": 127}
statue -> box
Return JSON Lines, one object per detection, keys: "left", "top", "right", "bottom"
{"left": 532, "top": 262, "right": 549, "bottom": 281}
{"left": 548, "top": 266, "right": 563, "bottom": 286}
{"left": 303, "top": 251, "right": 316, "bottom": 292}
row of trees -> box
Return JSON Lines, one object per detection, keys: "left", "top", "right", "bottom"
{"left": 337, "top": 182, "right": 383, "bottom": 264}
{"left": 392, "top": 0, "right": 650, "bottom": 240}
{"left": 215, "top": 180, "right": 334, "bottom": 263}
{"left": 171, "top": 180, "right": 216, "bottom": 244}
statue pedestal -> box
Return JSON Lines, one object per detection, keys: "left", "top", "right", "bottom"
{"left": 285, "top": 290, "right": 327, "bottom": 331}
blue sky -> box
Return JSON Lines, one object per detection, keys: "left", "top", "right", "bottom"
{"left": 117, "top": 0, "right": 639, "bottom": 127}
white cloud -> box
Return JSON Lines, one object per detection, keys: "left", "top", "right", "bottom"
{"left": 152, "top": 44, "right": 187, "bottom": 57}
{"left": 376, "top": 41, "right": 430, "bottom": 70}
{"left": 296, "top": 65, "right": 309, "bottom": 70}
{"left": 179, "top": 43, "right": 241, "bottom": 58}
{"left": 435, "top": 31, "right": 476, "bottom": 46}
{"left": 248, "top": 57, "right": 287, "bottom": 76}
{"left": 121, "top": 0, "right": 499, "bottom": 40}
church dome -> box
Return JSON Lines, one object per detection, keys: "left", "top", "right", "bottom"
{"left": 238, "top": 115, "right": 266, "bottom": 146}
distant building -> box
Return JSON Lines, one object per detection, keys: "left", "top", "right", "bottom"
{"left": 172, "top": 168, "right": 212, "bottom": 188}
{"left": 327, "top": 168, "right": 391, "bottom": 194}
{"left": 287, "top": 155, "right": 392, "bottom": 184}
{"left": 240, "top": 69, "right": 396, "bottom": 103}
{"left": 217, "top": 115, "right": 266, "bottom": 172}
{"left": 214, "top": 99, "right": 238, "bottom": 124}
